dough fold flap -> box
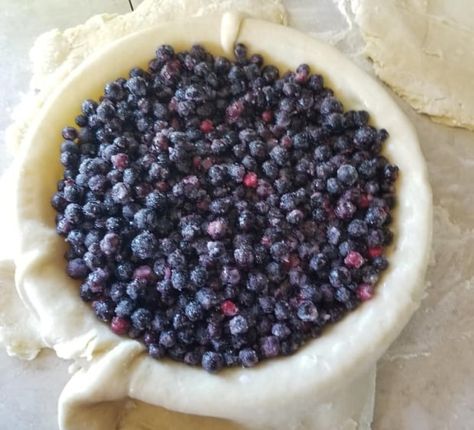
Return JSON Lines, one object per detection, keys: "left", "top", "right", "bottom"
{"left": 347, "top": 0, "right": 474, "bottom": 130}
{"left": 0, "top": 260, "right": 46, "bottom": 359}
{"left": 5, "top": 7, "right": 431, "bottom": 430}
{"left": 58, "top": 340, "right": 376, "bottom": 430}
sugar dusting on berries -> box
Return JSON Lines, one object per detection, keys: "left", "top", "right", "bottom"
{"left": 53, "top": 43, "right": 397, "bottom": 372}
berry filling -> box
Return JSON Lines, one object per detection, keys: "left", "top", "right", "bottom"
{"left": 52, "top": 43, "right": 398, "bottom": 372}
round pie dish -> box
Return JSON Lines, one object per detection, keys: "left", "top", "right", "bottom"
{"left": 12, "top": 12, "right": 432, "bottom": 430}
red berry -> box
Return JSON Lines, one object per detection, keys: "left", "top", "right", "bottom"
{"left": 357, "top": 284, "right": 374, "bottom": 301}
{"left": 243, "top": 172, "right": 258, "bottom": 188}
{"left": 168, "top": 98, "right": 178, "bottom": 111}
{"left": 111, "top": 153, "right": 129, "bottom": 170}
{"left": 170, "top": 117, "right": 181, "bottom": 129}
{"left": 284, "top": 253, "right": 300, "bottom": 270}
{"left": 201, "top": 157, "right": 214, "bottom": 171}
{"left": 368, "top": 247, "right": 383, "bottom": 258}
{"left": 226, "top": 100, "right": 244, "bottom": 122}
{"left": 196, "top": 199, "right": 209, "bottom": 211}
{"left": 359, "top": 193, "right": 371, "bottom": 208}
{"left": 280, "top": 135, "right": 292, "bottom": 149}
{"left": 344, "top": 251, "right": 365, "bottom": 269}
{"left": 200, "top": 119, "right": 214, "bottom": 133}
{"left": 221, "top": 300, "right": 238, "bottom": 317}
{"left": 156, "top": 181, "right": 169, "bottom": 192}
{"left": 111, "top": 317, "right": 130, "bottom": 335}
{"left": 133, "top": 265, "right": 154, "bottom": 281}
{"left": 289, "top": 254, "right": 301, "bottom": 268}
{"left": 192, "top": 156, "right": 202, "bottom": 169}
{"left": 153, "top": 134, "right": 168, "bottom": 151}
{"left": 262, "top": 110, "right": 273, "bottom": 123}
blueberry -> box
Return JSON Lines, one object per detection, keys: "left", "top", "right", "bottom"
{"left": 159, "top": 330, "right": 176, "bottom": 348}
{"left": 196, "top": 288, "right": 218, "bottom": 310}
{"left": 171, "top": 270, "right": 188, "bottom": 290}
{"left": 327, "top": 226, "right": 342, "bottom": 245}
{"left": 234, "top": 246, "right": 254, "bottom": 267}
{"left": 227, "top": 163, "right": 245, "bottom": 182}
{"left": 109, "top": 282, "right": 127, "bottom": 304}
{"left": 168, "top": 250, "right": 186, "bottom": 269}
{"left": 126, "top": 280, "right": 147, "bottom": 301}
{"left": 92, "top": 300, "right": 114, "bottom": 322}
{"left": 111, "top": 182, "right": 132, "bottom": 204}
{"left": 280, "top": 193, "right": 297, "bottom": 212}
{"left": 270, "top": 146, "right": 289, "bottom": 166}
{"left": 239, "top": 348, "right": 259, "bottom": 367}
{"left": 249, "top": 140, "right": 267, "bottom": 159}
{"left": 347, "top": 219, "right": 369, "bottom": 238}
{"left": 270, "top": 241, "right": 289, "bottom": 263}
{"left": 335, "top": 199, "right": 357, "bottom": 220}
{"left": 260, "top": 336, "right": 280, "bottom": 358}
{"left": 131, "top": 231, "right": 158, "bottom": 260}
{"left": 326, "top": 178, "right": 341, "bottom": 195}
{"left": 63, "top": 203, "right": 82, "bottom": 224}
{"left": 125, "top": 76, "right": 148, "bottom": 97}
{"left": 190, "top": 266, "right": 208, "bottom": 287}
{"left": 220, "top": 266, "right": 241, "bottom": 286}
{"left": 274, "top": 301, "right": 290, "bottom": 320}
{"left": 100, "top": 232, "right": 121, "bottom": 255}
{"left": 272, "top": 323, "right": 291, "bottom": 339}
{"left": 115, "top": 299, "right": 135, "bottom": 317}
{"left": 202, "top": 351, "right": 224, "bottom": 373}
{"left": 297, "top": 301, "right": 319, "bottom": 322}
{"left": 207, "top": 165, "right": 227, "bottom": 186}
{"left": 320, "top": 97, "right": 343, "bottom": 115}
{"left": 309, "top": 253, "right": 327, "bottom": 272}
{"left": 238, "top": 211, "right": 255, "bottom": 231}
{"left": 286, "top": 209, "right": 304, "bottom": 225}
{"left": 242, "top": 155, "right": 257, "bottom": 171}
{"left": 354, "top": 126, "right": 376, "bottom": 147}
{"left": 365, "top": 206, "right": 388, "bottom": 227}
{"left": 185, "top": 301, "right": 203, "bottom": 321}
{"left": 66, "top": 258, "right": 89, "bottom": 279}
{"left": 149, "top": 344, "right": 165, "bottom": 359}
{"left": 335, "top": 287, "right": 352, "bottom": 305}
{"left": 247, "top": 272, "right": 268, "bottom": 292}
{"left": 337, "top": 164, "right": 358, "bottom": 186}
{"left": 329, "top": 267, "right": 351, "bottom": 288}
{"left": 373, "top": 256, "right": 389, "bottom": 271}
{"left": 156, "top": 44, "right": 174, "bottom": 62}
{"left": 229, "top": 315, "right": 249, "bottom": 335}
{"left": 266, "top": 262, "right": 284, "bottom": 283}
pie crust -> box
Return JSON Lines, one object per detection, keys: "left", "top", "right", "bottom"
{"left": 12, "top": 13, "right": 432, "bottom": 429}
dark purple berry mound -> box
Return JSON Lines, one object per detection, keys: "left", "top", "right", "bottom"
{"left": 52, "top": 43, "right": 398, "bottom": 372}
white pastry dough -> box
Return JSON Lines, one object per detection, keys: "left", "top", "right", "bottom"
{"left": 340, "top": 0, "right": 474, "bottom": 130}
{"left": 0, "top": 260, "right": 45, "bottom": 360}
{"left": 1, "top": 3, "right": 432, "bottom": 429}
{"left": 8, "top": 12, "right": 431, "bottom": 430}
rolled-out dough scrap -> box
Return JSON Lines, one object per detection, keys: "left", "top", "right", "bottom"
{"left": 339, "top": 0, "right": 474, "bottom": 131}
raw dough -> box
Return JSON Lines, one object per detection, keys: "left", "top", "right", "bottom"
{"left": 336, "top": 0, "right": 474, "bottom": 130}
{"left": 0, "top": 260, "right": 45, "bottom": 360}
{"left": 1, "top": 4, "right": 431, "bottom": 430}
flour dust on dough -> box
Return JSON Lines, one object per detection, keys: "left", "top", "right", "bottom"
{"left": 335, "top": 0, "right": 474, "bottom": 131}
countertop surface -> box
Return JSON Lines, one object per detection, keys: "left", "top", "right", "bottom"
{"left": 1, "top": 1, "right": 473, "bottom": 429}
